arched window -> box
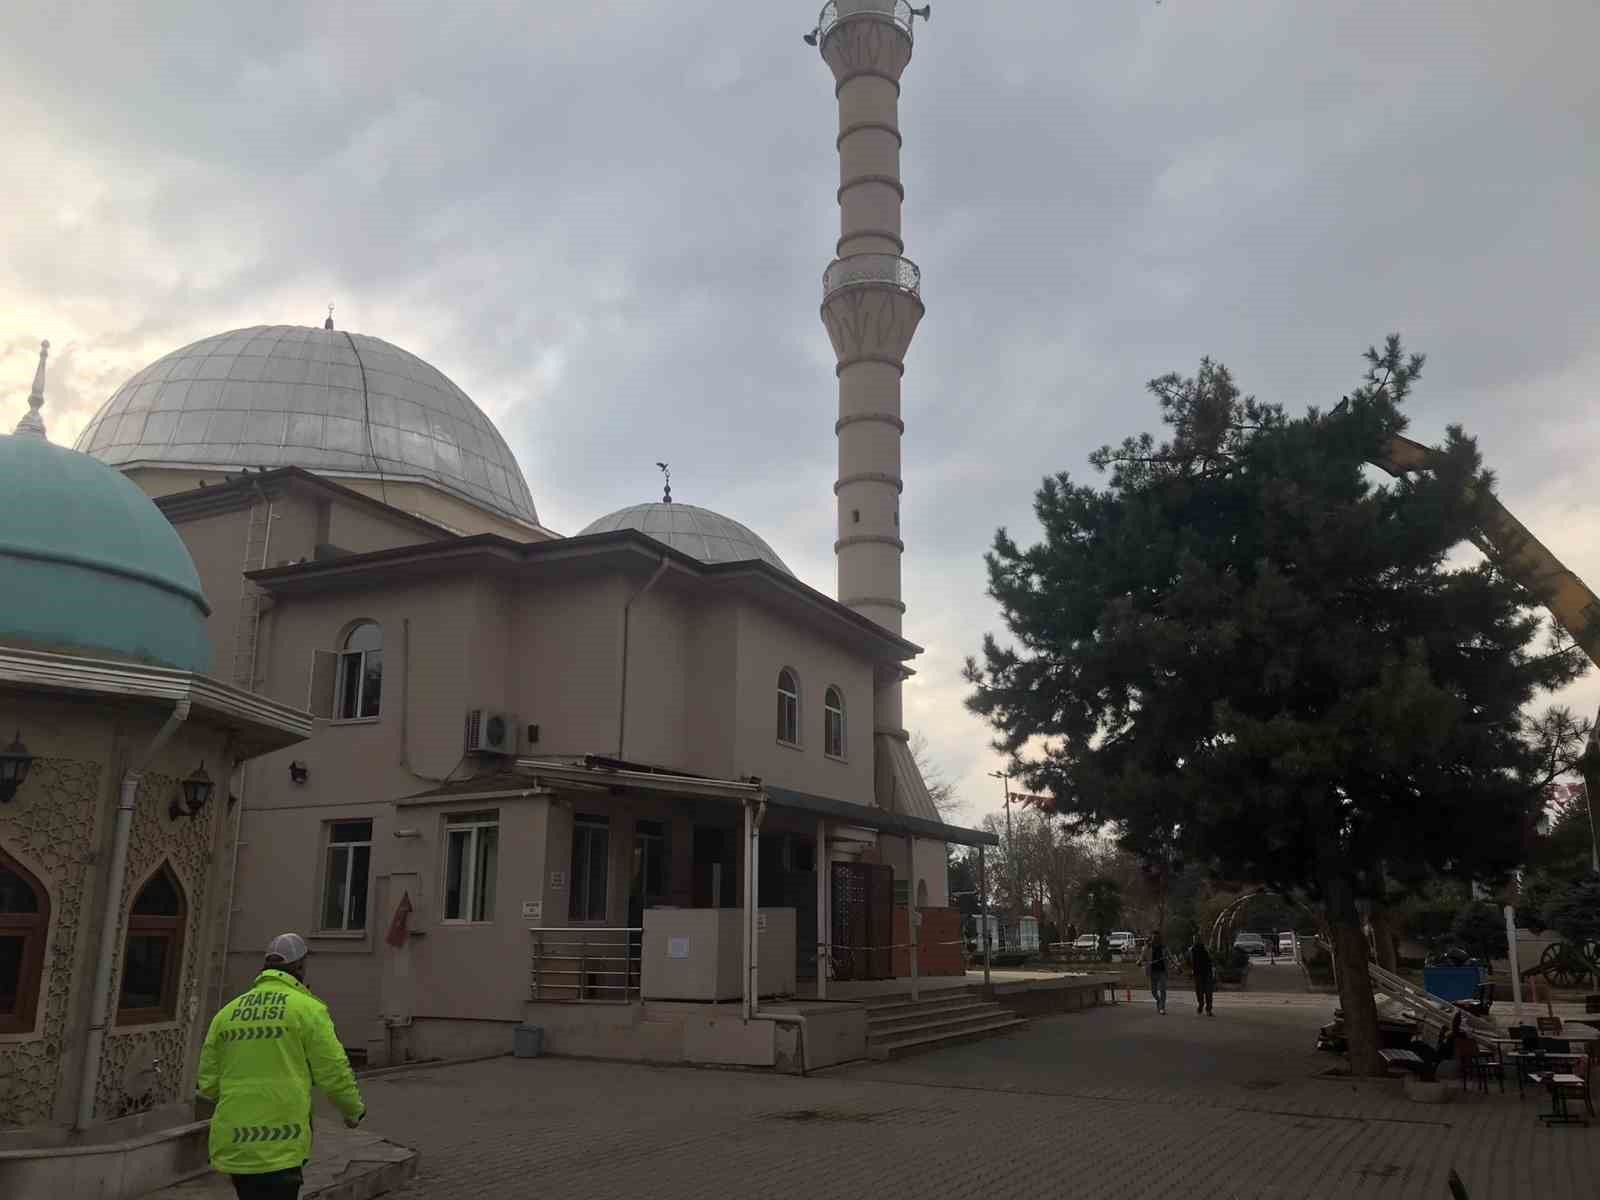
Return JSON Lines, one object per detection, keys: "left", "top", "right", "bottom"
{"left": 0, "top": 848, "right": 49, "bottom": 1035}
{"left": 824, "top": 686, "right": 846, "bottom": 759}
{"left": 117, "top": 864, "right": 186, "bottom": 1026}
{"left": 776, "top": 668, "right": 800, "bottom": 746}
{"left": 337, "top": 621, "right": 383, "bottom": 720}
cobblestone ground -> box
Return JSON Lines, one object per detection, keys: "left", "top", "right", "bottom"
{"left": 363, "top": 995, "right": 1598, "bottom": 1199}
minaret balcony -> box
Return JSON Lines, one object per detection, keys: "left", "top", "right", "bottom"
{"left": 815, "top": 1, "right": 918, "bottom": 46}
{"left": 823, "top": 253, "right": 921, "bottom": 302}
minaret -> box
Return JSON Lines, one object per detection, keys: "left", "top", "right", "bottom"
{"left": 810, "top": 2, "right": 928, "bottom": 749}
{"left": 14, "top": 340, "right": 49, "bottom": 440}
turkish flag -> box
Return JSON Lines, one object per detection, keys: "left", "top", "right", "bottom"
{"left": 385, "top": 891, "right": 414, "bottom": 948}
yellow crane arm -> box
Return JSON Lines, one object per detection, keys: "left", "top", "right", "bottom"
{"left": 1371, "top": 434, "right": 1600, "bottom": 667}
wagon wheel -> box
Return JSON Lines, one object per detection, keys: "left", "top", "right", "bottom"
{"left": 1539, "top": 941, "right": 1586, "bottom": 989}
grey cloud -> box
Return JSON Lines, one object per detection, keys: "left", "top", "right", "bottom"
{"left": 3, "top": 0, "right": 1595, "bottom": 818}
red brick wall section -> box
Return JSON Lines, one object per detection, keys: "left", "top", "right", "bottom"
{"left": 892, "top": 907, "right": 964, "bottom": 977}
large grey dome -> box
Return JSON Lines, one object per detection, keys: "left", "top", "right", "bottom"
{"left": 580, "top": 502, "right": 792, "bottom": 575}
{"left": 75, "top": 325, "right": 539, "bottom": 527}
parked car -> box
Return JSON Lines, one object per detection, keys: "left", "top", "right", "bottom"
{"left": 1278, "top": 931, "right": 1297, "bottom": 958}
{"left": 1108, "top": 931, "right": 1138, "bottom": 955}
{"left": 1072, "top": 933, "right": 1100, "bottom": 954}
{"left": 1233, "top": 932, "right": 1268, "bottom": 958}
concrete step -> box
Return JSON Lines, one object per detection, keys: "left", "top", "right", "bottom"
{"left": 866, "top": 1000, "right": 1001, "bottom": 1033}
{"left": 868, "top": 1007, "right": 1013, "bottom": 1044}
{"left": 860, "top": 987, "right": 984, "bottom": 1011}
{"left": 868, "top": 1015, "right": 1030, "bottom": 1060}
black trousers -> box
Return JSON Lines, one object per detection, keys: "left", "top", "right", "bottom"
{"left": 1194, "top": 975, "right": 1215, "bottom": 1012}
{"left": 230, "top": 1167, "right": 303, "bottom": 1200}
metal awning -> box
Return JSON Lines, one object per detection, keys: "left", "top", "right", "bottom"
{"left": 508, "top": 757, "right": 996, "bottom": 847}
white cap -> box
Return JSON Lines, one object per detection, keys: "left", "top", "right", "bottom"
{"left": 264, "top": 932, "right": 308, "bottom": 966}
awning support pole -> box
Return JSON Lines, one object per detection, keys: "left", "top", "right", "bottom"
{"left": 978, "top": 845, "right": 991, "bottom": 988}
{"left": 816, "top": 817, "right": 828, "bottom": 1001}
{"left": 906, "top": 833, "right": 919, "bottom": 1001}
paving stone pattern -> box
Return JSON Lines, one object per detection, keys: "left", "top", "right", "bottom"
{"left": 362, "top": 996, "right": 1598, "bottom": 1199}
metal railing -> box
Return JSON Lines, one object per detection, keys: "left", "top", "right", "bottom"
{"left": 823, "top": 253, "right": 921, "bottom": 301}
{"left": 816, "top": 1, "right": 917, "bottom": 45}
{"left": 529, "top": 927, "right": 641, "bottom": 1004}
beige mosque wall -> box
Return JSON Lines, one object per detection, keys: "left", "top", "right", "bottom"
{"left": 334, "top": 478, "right": 549, "bottom": 542}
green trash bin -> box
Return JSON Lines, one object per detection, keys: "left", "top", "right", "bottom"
{"left": 513, "top": 1025, "right": 543, "bottom": 1058}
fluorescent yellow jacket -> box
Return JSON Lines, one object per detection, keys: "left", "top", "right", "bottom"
{"left": 196, "top": 969, "right": 365, "bottom": 1175}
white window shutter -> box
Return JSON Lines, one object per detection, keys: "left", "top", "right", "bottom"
{"left": 307, "top": 649, "right": 338, "bottom": 719}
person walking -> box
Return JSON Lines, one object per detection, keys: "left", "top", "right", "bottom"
{"left": 197, "top": 933, "right": 367, "bottom": 1199}
{"left": 1190, "top": 936, "right": 1216, "bottom": 1016}
{"left": 1146, "top": 931, "right": 1169, "bottom": 1014}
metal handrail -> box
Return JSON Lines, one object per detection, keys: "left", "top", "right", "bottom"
{"left": 816, "top": 1, "right": 916, "bottom": 46}
{"left": 530, "top": 927, "right": 642, "bottom": 1004}
{"left": 823, "top": 253, "right": 921, "bottom": 300}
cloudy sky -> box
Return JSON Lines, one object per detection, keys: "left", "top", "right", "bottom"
{"left": 3, "top": 1, "right": 1596, "bottom": 823}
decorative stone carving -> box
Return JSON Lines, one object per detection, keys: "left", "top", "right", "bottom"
{"left": 822, "top": 8, "right": 914, "bottom": 83}
{"left": 94, "top": 770, "right": 218, "bottom": 1121}
{"left": 0, "top": 758, "right": 100, "bottom": 1126}
{"left": 821, "top": 286, "right": 924, "bottom": 362}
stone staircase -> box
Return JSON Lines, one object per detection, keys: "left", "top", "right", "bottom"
{"left": 862, "top": 986, "right": 1027, "bottom": 1060}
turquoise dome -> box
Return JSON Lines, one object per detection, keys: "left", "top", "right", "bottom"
{"left": 0, "top": 433, "right": 211, "bottom": 672}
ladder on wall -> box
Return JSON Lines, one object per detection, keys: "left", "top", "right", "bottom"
{"left": 229, "top": 496, "right": 272, "bottom": 690}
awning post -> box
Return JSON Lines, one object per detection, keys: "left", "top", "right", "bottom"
{"left": 906, "top": 833, "right": 919, "bottom": 1001}
{"left": 816, "top": 816, "right": 828, "bottom": 1001}
{"left": 978, "top": 845, "right": 991, "bottom": 987}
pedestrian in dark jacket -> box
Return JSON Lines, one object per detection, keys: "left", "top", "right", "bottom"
{"left": 1146, "top": 934, "right": 1169, "bottom": 1014}
{"left": 1190, "top": 938, "right": 1216, "bottom": 1015}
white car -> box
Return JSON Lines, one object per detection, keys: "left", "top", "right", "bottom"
{"left": 1108, "top": 931, "right": 1137, "bottom": 954}
{"left": 1072, "top": 933, "right": 1099, "bottom": 953}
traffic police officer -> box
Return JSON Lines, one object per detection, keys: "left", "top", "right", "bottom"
{"left": 197, "top": 933, "right": 367, "bottom": 1199}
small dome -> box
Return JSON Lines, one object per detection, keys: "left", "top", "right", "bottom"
{"left": 75, "top": 325, "right": 539, "bottom": 528}
{"left": 579, "top": 503, "right": 792, "bottom": 575}
{"left": 0, "top": 433, "right": 211, "bottom": 671}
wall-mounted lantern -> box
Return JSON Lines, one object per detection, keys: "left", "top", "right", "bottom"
{"left": 0, "top": 731, "right": 33, "bottom": 803}
{"left": 170, "top": 762, "right": 215, "bottom": 820}
{"left": 289, "top": 761, "right": 309, "bottom": 785}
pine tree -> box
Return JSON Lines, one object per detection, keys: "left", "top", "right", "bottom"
{"left": 965, "top": 338, "right": 1587, "bottom": 1073}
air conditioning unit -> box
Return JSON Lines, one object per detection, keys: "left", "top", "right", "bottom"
{"left": 464, "top": 708, "right": 514, "bottom": 756}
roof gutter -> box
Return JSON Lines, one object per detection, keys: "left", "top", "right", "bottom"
{"left": 616, "top": 553, "right": 670, "bottom": 759}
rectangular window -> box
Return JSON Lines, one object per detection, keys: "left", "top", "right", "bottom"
{"left": 320, "top": 820, "right": 373, "bottom": 932}
{"left": 570, "top": 815, "right": 610, "bottom": 922}
{"left": 119, "top": 935, "right": 172, "bottom": 1011}
{"left": 0, "top": 935, "right": 24, "bottom": 1013}
{"left": 444, "top": 813, "right": 498, "bottom": 922}
{"left": 777, "top": 693, "right": 798, "bottom": 745}
{"left": 632, "top": 820, "right": 665, "bottom": 908}
{"left": 825, "top": 707, "right": 844, "bottom": 758}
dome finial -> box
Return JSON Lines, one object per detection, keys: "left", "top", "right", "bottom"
{"left": 14, "top": 339, "right": 49, "bottom": 441}
{"left": 655, "top": 461, "right": 671, "bottom": 504}
{"left": 324, "top": 304, "right": 335, "bottom": 331}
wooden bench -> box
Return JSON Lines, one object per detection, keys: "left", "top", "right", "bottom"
{"left": 1379, "top": 1048, "right": 1426, "bottom": 1076}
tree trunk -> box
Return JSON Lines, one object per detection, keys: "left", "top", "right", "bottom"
{"left": 1368, "top": 901, "right": 1400, "bottom": 973}
{"left": 1327, "top": 877, "right": 1383, "bottom": 1076}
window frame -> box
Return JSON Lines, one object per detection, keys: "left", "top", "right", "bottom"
{"left": 0, "top": 848, "right": 49, "bottom": 1036}
{"left": 334, "top": 621, "right": 384, "bottom": 722}
{"left": 318, "top": 819, "right": 374, "bottom": 934}
{"left": 442, "top": 812, "right": 499, "bottom": 925}
{"left": 776, "top": 667, "right": 801, "bottom": 748}
{"left": 823, "top": 686, "right": 846, "bottom": 760}
{"left": 115, "top": 863, "right": 186, "bottom": 1028}
{"left": 569, "top": 815, "right": 611, "bottom": 923}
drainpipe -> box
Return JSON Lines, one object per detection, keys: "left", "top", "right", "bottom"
{"left": 815, "top": 816, "right": 828, "bottom": 1001}
{"left": 77, "top": 699, "right": 191, "bottom": 1130}
{"left": 743, "top": 794, "right": 767, "bottom": 1022}
{"left": 617, "top": 554, "right": 670, "bottom": 759}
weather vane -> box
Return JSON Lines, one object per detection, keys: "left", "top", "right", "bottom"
{"left": 656, "top": 461, "right": 672, "bottom": 504}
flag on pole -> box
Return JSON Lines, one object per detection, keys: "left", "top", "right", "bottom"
{"left": 385, "top": 891, "right": 414, "bottom": 948}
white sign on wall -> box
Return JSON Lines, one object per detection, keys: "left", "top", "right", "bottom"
{"left": 549, "top": 871, "right": 566, "bottom": 889}
{"left": 668, "top": 937, "right": 690, "bottom": 960}
{"left": 521, "top": 900, "right": 542, "bottom": 921}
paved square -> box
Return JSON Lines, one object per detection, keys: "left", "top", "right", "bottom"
{"left": 361, "top": 996, "right": 1598, "bottom": 1199}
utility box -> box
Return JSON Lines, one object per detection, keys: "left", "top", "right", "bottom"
{"left": 513, "top": 1025, "right": 543, "bottom": 1058}
{"left": 642, "top": 908, "right": 796, "bottom": 1001}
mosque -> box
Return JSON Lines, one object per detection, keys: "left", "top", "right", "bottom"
{"left": 0, "top": 5, "right": 999, "bottom": 1190}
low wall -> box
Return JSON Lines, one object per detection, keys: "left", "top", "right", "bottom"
{"left": 0, "top": 1120, "right": 209, "bottom": 1200}
{"left": 988, "top": 974, "right": 1118, "bottom": 1017}
{"left": 891, "top": 907, "right": 964, "bottom": 977}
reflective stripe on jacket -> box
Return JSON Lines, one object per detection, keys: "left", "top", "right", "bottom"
{"left": 196, "top": 969, "right": 365, "bottom": 1175}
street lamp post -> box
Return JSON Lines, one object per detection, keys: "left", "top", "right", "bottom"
{"left": 989, "top": 770, "right": 1016, "bottom": 948}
